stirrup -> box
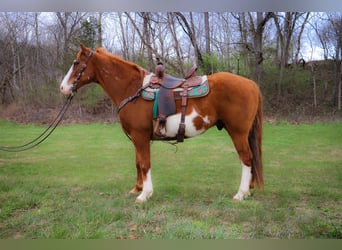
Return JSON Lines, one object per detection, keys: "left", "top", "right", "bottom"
{"left": 153, "top": 119, "right": 167, "bottom": 137}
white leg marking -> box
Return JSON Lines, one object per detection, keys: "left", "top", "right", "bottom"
{"left": 165, "top": 109, "right": 210, "bottom": 138}
{"left": 136, "top": 169, "right": 153, "bottom": 203}
{"left": 233, "top": 162, "right": 252, "bottom": 201}
{"left": 60, "top": 65, "right": 73, "bottom": 95}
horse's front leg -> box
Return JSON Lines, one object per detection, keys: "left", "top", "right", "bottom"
{"left": 129, "top": 164, "right": 143, "bottom": 194}
{"left": 131, "top": 133, "right": 153, "bottom": 203}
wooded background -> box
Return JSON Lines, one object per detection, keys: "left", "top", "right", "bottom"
{"left": 0, "top": 12, "right": 341, "bottom": 123}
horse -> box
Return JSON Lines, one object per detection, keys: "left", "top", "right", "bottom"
{"left": 60, "top": 44, "right": 263, "bottom": 203}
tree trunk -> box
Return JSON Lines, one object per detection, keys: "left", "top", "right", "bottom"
{"left": 125, "top": 12, "right": 180, "bottom": 74}
{"left": 55, "top": 12, "right": 86, "bottom": 66}
{"left": 338, "top": 60, "right": 341, "bottom": 110}
{"left": 204, "top": 12, "right": 211, "bottom": 55}
{"left": 310, "top": 63, "right": 318, "bottom": 109}
{"left": 118, "top": 13, "right": 129, "bottom": 60}
{"left": 97, "top": 12, "right": 103, "bottom": 47}
{"left": 294, "top": 12, "right": 310, "bottom": 63}
{"left": 34, "top": 13, "right": 40, "bottom": 72}
{"left": 272, "top": 12, "right": 302, "bottom": 101}
{"left": 175, "top": 12, "right": 203, "bottom": 68}
{"left": 168, "top": 13, "right": 185, "bottom": 75}
{"left": 249, "top": 12, "right": 272, "bottom": 84}
{"left": 56, "top": 12, "right": 70, "bottom": 63}
{"left": 142, "top": 12, "right": 154, "bottom": 72}
{"left": 231, "top": 12, "right": 249, "bottom": 75}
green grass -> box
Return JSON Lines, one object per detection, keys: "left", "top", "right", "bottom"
{"left": 0, "top": 120, "right": 341, "bottom": 239}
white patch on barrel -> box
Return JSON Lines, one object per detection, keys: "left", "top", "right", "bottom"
{"left": 60, "top": 65, "right": 73, "bottom": 95}
{"left": 165, "top": 109, "right": 210, "bottom": 138}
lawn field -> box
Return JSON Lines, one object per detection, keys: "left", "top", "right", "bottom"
{"left": 0, "top": 120, "right": 341, "bottom": 239}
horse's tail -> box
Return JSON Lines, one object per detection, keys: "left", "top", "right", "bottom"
{"left": 249, "top": 92, "right": 264, "bottom": 190}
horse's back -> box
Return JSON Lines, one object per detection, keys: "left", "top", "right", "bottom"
{"left": 208, "top": 72, "right": 260, "bottom": 95}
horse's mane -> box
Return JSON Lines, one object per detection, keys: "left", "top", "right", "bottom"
{"left": 95, "top": 47, "right": 147, "bottom": 73}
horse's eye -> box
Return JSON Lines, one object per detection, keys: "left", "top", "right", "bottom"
{"left": 73, "top": 60, "right": 79, "bottom": 66}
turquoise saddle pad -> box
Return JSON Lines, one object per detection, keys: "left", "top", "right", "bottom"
{"left": 142, "top": 77, "right": 209, "bottom": 101}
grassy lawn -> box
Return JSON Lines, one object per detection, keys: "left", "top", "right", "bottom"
{"left": 0, "top": 120, "right": 341, "bottom": 239}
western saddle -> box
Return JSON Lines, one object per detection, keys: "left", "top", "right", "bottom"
{"left": 149, "top": 59, "right": 203, "bottom": 142}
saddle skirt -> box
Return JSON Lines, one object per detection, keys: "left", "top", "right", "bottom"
{"left": 142, "top": 75, "right": 209, "bottom": 101}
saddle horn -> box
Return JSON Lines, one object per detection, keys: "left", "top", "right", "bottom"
{"left": 155, "top": 57, "right": 165, "bottom": 79}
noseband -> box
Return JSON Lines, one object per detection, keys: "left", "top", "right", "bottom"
{"left": 71, "top": 50, "right": 94, "bottom": 94}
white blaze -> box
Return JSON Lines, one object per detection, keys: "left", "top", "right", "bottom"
{"left": 60, "top": 65, "right": 73, "bottom": 95}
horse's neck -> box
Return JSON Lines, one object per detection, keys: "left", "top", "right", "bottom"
{"left": 97, "top": 57, "right": 143, "bottom": 106}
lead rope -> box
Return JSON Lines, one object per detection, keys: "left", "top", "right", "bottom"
{"left": 0, "top": 50, "right": 95, "bottom": 152}
{"left": 0, "top": 94, "right": 74, "bottom": 152}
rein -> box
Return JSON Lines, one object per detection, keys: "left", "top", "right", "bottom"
{"left": 0, "top": 94, "right": 74, "bottom": 152}
{"left": 116, "top": 86, "right": 145, "bottom": 113}
{"left": 116, "top": 73, "right": 152, "bottom": 113}
{"left": 0, "top": 50, "right": 95, "bottom": 152}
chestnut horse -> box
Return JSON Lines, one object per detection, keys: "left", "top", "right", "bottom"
{"left": 60, "top": 45, "right": 263, "bottom": 203}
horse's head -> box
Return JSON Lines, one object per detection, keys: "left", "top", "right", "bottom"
{"left": 60, "top": 44, "right": 96, "bottom": 95}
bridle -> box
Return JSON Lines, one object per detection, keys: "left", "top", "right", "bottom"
{"left": 70, "top": 50, "right": 94, "bottom": 94}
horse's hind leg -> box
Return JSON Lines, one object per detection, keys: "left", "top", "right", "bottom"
{"left": 234, "top": 162, "right": 252, "bottom": 201}
{"left": 230, "top": 133, "right": 253, "bottom": 201}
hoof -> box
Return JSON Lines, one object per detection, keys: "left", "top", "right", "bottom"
{"left": 135, "top": 197, "right": 147, "bottom": 203}
{"left": 129, "top": 187, "right": 141, "bottom": 194}
{"left": 233, "top": 190, "right": 251, "bottom": 201}
{"left": 135, "top": 190, "right": 153, "bottom": 203}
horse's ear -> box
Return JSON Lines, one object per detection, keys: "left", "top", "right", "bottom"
{"left": 80, "top": 44, "right": 89, "bottom": 52}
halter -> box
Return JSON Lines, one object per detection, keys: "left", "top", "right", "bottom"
{"left": 70, "top": 50, "right": 94, "bottom": 94}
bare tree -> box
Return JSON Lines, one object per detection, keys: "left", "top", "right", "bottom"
{"left": 327, "top": 13, "right": 342, "bottom": 110}
{"left": 294, "top": 12, "right": 311, "bottom": 63}
{"left": 231, "top": 12, "right": 250, "bottom": 75}
{"left": 167, "top": 13, "right": 185, "bottom": 75}
{"left": 307, "top": 12, "right": 342, "bottom": 109}
{"left": 140, "top": 12, "right": 154, "bottom": 71}
{"left": 0, "top": 13, "right": 34, "bottom": 103}
{"left": 209, "top": 13, "right": 232, "bottom": 72}
{"left": 309, "top": 13, "right": 331, "bottom": 60}
{"left": 271, "top": 12, "right": 308, "bottom": 100}
{"left": 97, "top": 12, "right": 103, "bottom": 47}
{"left": 55, "top": 12, "right": 87, "bottom": 66}
{"left": 34, "top": 12, "right": 41, "bottom": 72}
{"left": 117, "top": 12, "right": 130, "bottom": 60}
{"left": 204, "top": 12, "right": 211, "bottom": 56}
{"left": 248, "top": 12, "right": 272, "bottom": 84}
{"left": 125, "top": 12, "right": 180, "bottom": 74}
{"left": 174, "top": 12, "right": 203, "bottom": 68}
